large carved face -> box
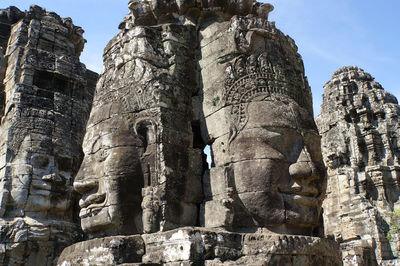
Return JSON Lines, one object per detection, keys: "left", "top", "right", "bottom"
{"left": 5, "top": 134, "right": 77, "bottom": 218}
{"left": 74, "top": 115, "right": 144, "bottom": 237}
{"left": 228, "top": 97, "right": 325, "bottom": 235}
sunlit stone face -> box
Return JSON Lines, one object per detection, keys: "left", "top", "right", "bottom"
{"left": 5, "top": 134, "right": 78, "bottom": 219}
{"left": 74, "top": 115, "right": 144, "bottom": 237}
{"left": 26, "top": 154, "right": 75, "bottom": 213}
{"left": 229, "top": 97, "right": 325, "bottom": 234}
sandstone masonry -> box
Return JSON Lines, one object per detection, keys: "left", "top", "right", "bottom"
{"left": 6, "top": 2, "right": 397, "bottom": 266}
{"left": 317, "top": 66, "right": 400, "bottom": 265}
{"left": 60, "top": 0, "right": 341, "bottom": 265}
{"left": 0, "top": 5, "right": 97, "bottom": 265}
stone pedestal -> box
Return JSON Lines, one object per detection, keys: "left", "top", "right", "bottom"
{"left": 58, "top": 227, "right": 342, "bottom": 265}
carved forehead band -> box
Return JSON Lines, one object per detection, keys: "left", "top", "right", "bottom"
{"left": 224, "top": 55, "right": 309, "bottom": 136}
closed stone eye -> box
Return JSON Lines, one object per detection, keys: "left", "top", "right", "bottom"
{"left": 96, "top": 148, "right": 110, "bottom": 162}
{"left": 31, "top": 154, "right": 50, "bottom": 169}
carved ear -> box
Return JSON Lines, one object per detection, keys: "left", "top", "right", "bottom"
{"left": 135, "top": 119, "right": 157, "bottom": 148}
{"left": 0, "top": 179, "right": 10, "bottom": 217}
{"left": 228, "top": 123, "right": 238, "bottom": 144}
{"left": 135, "top": 119, "right": 158, "bottom": 188}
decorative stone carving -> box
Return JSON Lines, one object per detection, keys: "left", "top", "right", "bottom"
{"left": 56, "top": 1, "right": 343, "bottom": 265}
{"left": 0, "top": 5, "right": 97, "bottom": 265}
{"left": 73, "top": 17, "right": 203, "bottom": 239}
{"left": 317, "top": 66, "right": 400, "bottom": 264}
{"left": 53, "top": 0, "right": 341, "bottom": 265}
{"left": 199, "top": 15, "right": 324, "bottom": 236}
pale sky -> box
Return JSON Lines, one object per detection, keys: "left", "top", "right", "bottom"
{"left": 1, "top": 0, "right": 399, "bottom": 115}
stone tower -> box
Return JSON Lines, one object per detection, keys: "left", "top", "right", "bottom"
{"left": 317, "top": 66, "right": 400, "bottom": 265}
{"left": 0, "top": 6, "right": 97, "bottom": 265}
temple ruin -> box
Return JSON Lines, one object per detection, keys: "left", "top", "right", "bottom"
{"left": 317, "top": 66, "right": 400, "bottom": 265}
{"left": 59, "top": 0, "right": 340, "bottom": 264}
{"left": 0, "top": 1, "right": 399, "bottom": 266}
{"left": 0, "top": 5, "right": 97, "bottom": 265}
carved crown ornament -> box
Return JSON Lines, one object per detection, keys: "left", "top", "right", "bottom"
{"left": 223, "top": 53, "right": 307, "bottom": 139}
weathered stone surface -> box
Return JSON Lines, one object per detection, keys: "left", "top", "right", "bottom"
{"left": 58, "top": 227, "right": 342, "bottom": 265}
{"left": 317, "top": 66, "right": 400, "bottom": 265}
{"left": 74, "top": 15, "right": 203, "bottom": 239}
{"left": 0, "top": 5, "right": 97, "bottom": 265}
{"left": 0, "top": 7, "right": 24, "bottom": 123}
{"left": 199, "top": 15, "right": 324, "bottom": 236}
{"left": 58, "top": 235, "right": 145, "bottom": 265}
{"left": 0, "top": 48, "right": 6, "bottom": 118}
{"left": 0, "top": 7, "right": 24, "bottom": 51}
{"left": 122, "top": 0, "right": 274, "bottom": 27}
{"left": 64, "top": 1, "right": 337, "bottom": 265}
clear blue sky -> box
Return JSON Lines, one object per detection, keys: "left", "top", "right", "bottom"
{"left": 1, "top": 0, "right": 399, "bottom": 115}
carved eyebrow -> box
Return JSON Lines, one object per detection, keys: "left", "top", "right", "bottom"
{"left": 89, "top": 132, "right": 116, "bottom": 154}
{"left": 260, "top": 128, "right": 284, "bottom": 138}
{"left": 260, "top": 125, "right": 299, "bottom": 133}
{"left": 90, "top": 137, "right": 104, "bottom": 154}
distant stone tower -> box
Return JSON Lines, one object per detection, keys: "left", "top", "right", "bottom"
{"left": 317, "top": 66, "right": 400, "bottom": 265}
{"left": 0, "top": 5, "right": 97, "bottom": 265}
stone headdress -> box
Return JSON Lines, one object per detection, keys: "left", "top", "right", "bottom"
{"left": 223, "top": 53, "right": 311, "bottom": 141}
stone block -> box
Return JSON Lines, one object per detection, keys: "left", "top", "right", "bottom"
{"left": 203, "top": 108, "right": 231, "bottom": 141}
{"left": 203, "top": 199, "right": 234, "bottom": 228}
{"left": 58, "top": 235, "right": 145, "bottom": 265}
{"left": 59, "top": 228, "right": 342, "bottom": 265}
{"left": 205, "top": 165, "right": 232, "bottom": 198}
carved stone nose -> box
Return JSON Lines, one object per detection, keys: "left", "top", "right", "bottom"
{"left": 42, "top": 173, "right": 64, "bottom": 184}
{"left": 73, "top": 180, "right": 98, "bottom": 194}
{"left": 289, "top": 147, "right": 317, "bottom": 181}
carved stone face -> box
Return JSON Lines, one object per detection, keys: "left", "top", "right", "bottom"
{"left": 229, "top": 97, "right": 325, "bottom": 234}
{"left": 74, "top": 116, "right": 144, "bottom": 237}
{"left": 6, "top": 134, "right": 76, "bottom": 218}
